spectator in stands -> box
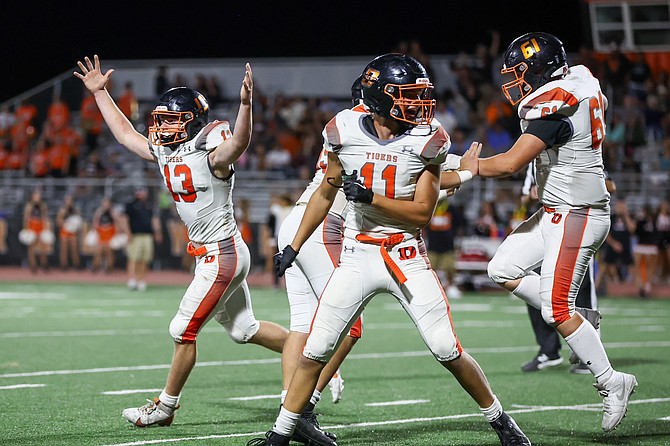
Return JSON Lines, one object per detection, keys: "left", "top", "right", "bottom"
{"left": 426, "top": 197, "right": 465, "bottom": 298}
{"left": 56, "top": 194, "right": 83, "bottom": 270}
{"left": 47, "top": 95, "right": 70, "bottom": 133}
{"left": 634, "top": 204, "right": 660, "bottom": 298}
{"left": 621, "top": 94, "right": 647, "bottom": 172}
{"left": 236, "top": 198, "right": 254, "bottom": 247}
{"left": 91, "top": 197, "right": 119, "bottom": 273}
{"left": 121, "top": 187, "right": 162, "bottom": 291}
{"left": 0, "top": 214, "right": 7, "bottom": 255}
{"left": 263, "top": 193, "right": 293, "bottom": 288}
{"left": 603, "top": 42, "right": 633, "bottom": 104}
{"left": 660, "top": 138, "right": 670, "bottom": 171}
{"left": 118, "top": 81, "right": 139, "bottom": 123}
{"left": 80, "top": 89, "right": 104, "bottom": 155}
{"left": 474, "top": 200, "right": 501, "bottom": 239}
{"left": 28, "top": 144, "right": 50, "bottom": 178}
{"left": 655, "top": 200, "right": 670, "bottom": 285}
{"left": 265, "top": 143, "right": 293, "bottom": 173}
{"left": 14, "top": 99, "right": 38, "bottom": 127}
{"left": 595, "top": 199, "right": 636, "bottom": 296}
{"left": 154, "top": 66, "right": 169, "bottom": 98}
{"left": 0, "top": 104, "right": 15, "bottom": 142}
{"left": 22, "top": 189, "right": 52, "bottom": 272}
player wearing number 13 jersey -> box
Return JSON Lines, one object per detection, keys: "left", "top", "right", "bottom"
{"left": 253, "top": 53, "right": 530, "bottom": 446}
{"left": 476, "top": 32, "right": 637, "bottom": 433}
{"left": 75, "top": 55, "right": 287, "bottom": 428}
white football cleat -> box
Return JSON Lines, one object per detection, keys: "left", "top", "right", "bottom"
{"left": 122, "top": 398, "right": 178, "bottom": 427}
{"left": 595, "top": 372, "right": 637, "bottom": 432}
{"left": 328, "top": 371, "right": 344, "bottom": 404}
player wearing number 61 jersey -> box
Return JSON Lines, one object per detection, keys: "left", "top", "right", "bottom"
{"left": 74, "top": 55, "right": 287, "bottom": 428}
{"left": 476, "top": 32, "right": 637, "bottom": 434}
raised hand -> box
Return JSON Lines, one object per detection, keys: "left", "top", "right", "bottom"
{"left": 73, "top": 55, "right": 114, "bottom": 94}
{"left": 460, "top": 141, "right": 482, "bottom": 176}
{"left": 240, "top": 63, "right": 253, "bottom": 105}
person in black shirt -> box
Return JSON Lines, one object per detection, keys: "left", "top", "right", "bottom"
{"left": 122, "top": 187, "right": 162, "bottom": 291}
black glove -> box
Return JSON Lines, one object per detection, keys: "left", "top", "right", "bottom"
{"left": 274, "top": 245, "right": 299, "bottom": 277}
{"left": 342, "top": 169, "right": 373, "bottom": 204}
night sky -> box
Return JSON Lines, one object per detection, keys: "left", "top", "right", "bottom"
{"left": 2, "top": 0, "right": 588, "bottom": 103}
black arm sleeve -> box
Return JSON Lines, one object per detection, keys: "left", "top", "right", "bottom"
{"left": 524, "top": 118, "right": 573, "bottom": 147}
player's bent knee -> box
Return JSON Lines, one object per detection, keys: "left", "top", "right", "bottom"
{"left": 224, "top": 320, "right": 260, "bottom": 344}
{"left": 169, "top": 318, "right": 193, "bottom": 343}
{"left": 427, "top": 333, "right": 460, "bottom": 362}
{"left": 487, "top": 257, "right": 515, "bottom": 284}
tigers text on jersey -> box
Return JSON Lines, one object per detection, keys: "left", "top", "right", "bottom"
{"left": 519, "top": 65, "right": 609, "bottom": 209}
{"left": 323, "top": 109, "right": 450, "bottom": 236}
{"left": 150, "top": 121, "right": 237, "bottom": 244}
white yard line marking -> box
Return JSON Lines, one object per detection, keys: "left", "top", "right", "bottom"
{"left": 0, "top": 383, "right": 46, "bottom": 390}
{"left": 228, "top": 394, "right": 280, "bottom": 401}
{"left": 100, "top": 398, "right": 670, "bottom": 446}
{"left": 101, "top": 388, "right": 163, "bottom": 395}
{"left": 0, "top": 292, "right": 65, "bottom": 300}
{"left": 659, "top": 416, "right": 670, "bottom": 421}
{"left": 3, "top": 341, "right": 669, "bottom": 379}
{"left": 366, "top": 399, "right": 430, "bottom": 406}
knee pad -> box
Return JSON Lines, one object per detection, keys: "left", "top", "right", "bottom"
{"left": 425, "top": 329, "right": 460, "bottom": 362}
{"left": 487, "top": 255, "right": 515, "bottom": 284}
{"left": 222, "top": 319, "right": 260, "bottom": 344}
{"left": 169, "top": 317, "right": 191, "bottom": 343}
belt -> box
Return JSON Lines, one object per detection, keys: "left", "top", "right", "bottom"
{"left": 187, "top": 241, "right": 208, "bottom": 257}
{"left": 355, "top": 233, "right": 407, "bottom": 284}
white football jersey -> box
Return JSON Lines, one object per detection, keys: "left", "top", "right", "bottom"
{"left": 296, "top": 104, "right": 369, "bottom": 217}
{"left": 324, "top": 109, "right": 450, "bottom": 236}
{"left": 518, "top": 65, "right": 609, "bottom": 209}
{"left": 296, "top": 145, "right": 348, "bottom": 217}
{"left": 150, "top": 121, "right": 237, "bottom": 243}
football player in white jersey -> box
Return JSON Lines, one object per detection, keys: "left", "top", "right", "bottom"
{"left": 472, "top": 33, "right": 637, "bottom": 433}
{"left": 75, "top": 55, "right": 288, "bottom": 427}
{"left": 270, "top": 79, "right": 368, "bottom": 446}
{"left": 249, "top": 54, "right": 529, "bottom": 446}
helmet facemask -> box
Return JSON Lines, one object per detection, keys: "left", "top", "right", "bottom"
{"left": 500, "top": 62, "right": 532, "bottom": 106}
{"left": 384, "top": 80, "right": 435, "bottom": 126}
{"left": 149, "top": 108, "right": 195, "bottom": 146}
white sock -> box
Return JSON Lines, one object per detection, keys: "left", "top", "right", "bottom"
{"left": 310, "top": 389, "right": 321, "bottom": 406}
{"left": 280, "top": 389, "right": 288, "bottom": 405}
{"left": 480, "top": 395, "right": 503, "bottom": 423}
{"left": 511, "top": 272, "right": 542, "bottom": 309}
{"left": 273, "top": 406, "right": 300, "bottom": 436}
{"left": 159, "top": 390, "right": 180, "bottom": 409}
{"left": 564, "top": 320, "right": 612, "bottom": 380}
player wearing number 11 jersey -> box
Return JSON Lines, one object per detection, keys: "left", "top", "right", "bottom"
{"left": 75, "top": 55, "right": 287, "bottom": 428}
{"left": 250, "top": 53, "right": 529, "bottom": 446}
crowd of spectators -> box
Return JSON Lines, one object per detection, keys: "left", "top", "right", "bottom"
{"left": 2, "top": 35, "right": 670, "bottom": 294}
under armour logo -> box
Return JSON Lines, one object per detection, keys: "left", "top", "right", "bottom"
{"left": 343, "top": 246, "right": 355, "bottom": 253}
{"left": 401, "top": 146, "right": 414, "bottom": 154}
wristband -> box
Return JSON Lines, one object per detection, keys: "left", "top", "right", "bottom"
{"left": 456, "top": 170, "right": 473, "bottom": 184}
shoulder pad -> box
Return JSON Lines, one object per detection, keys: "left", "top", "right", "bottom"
{"left": 518, "top": 85, "right": 580, "bottom": 121}
{"left": 190, "top": 120, "right": 232, "bottom": 151}
{"left": 419, "top": 125, "right": 451, "bottom": 163}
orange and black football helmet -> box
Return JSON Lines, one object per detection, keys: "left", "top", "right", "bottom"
{"left": 149, "top": 87, "right": 209, "bottom": 146}
{"left": 500, "top": 32, "right": 568, "bottom": 106}
{"left": 360, "top": 53, "right": 435, "bottom": 126}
